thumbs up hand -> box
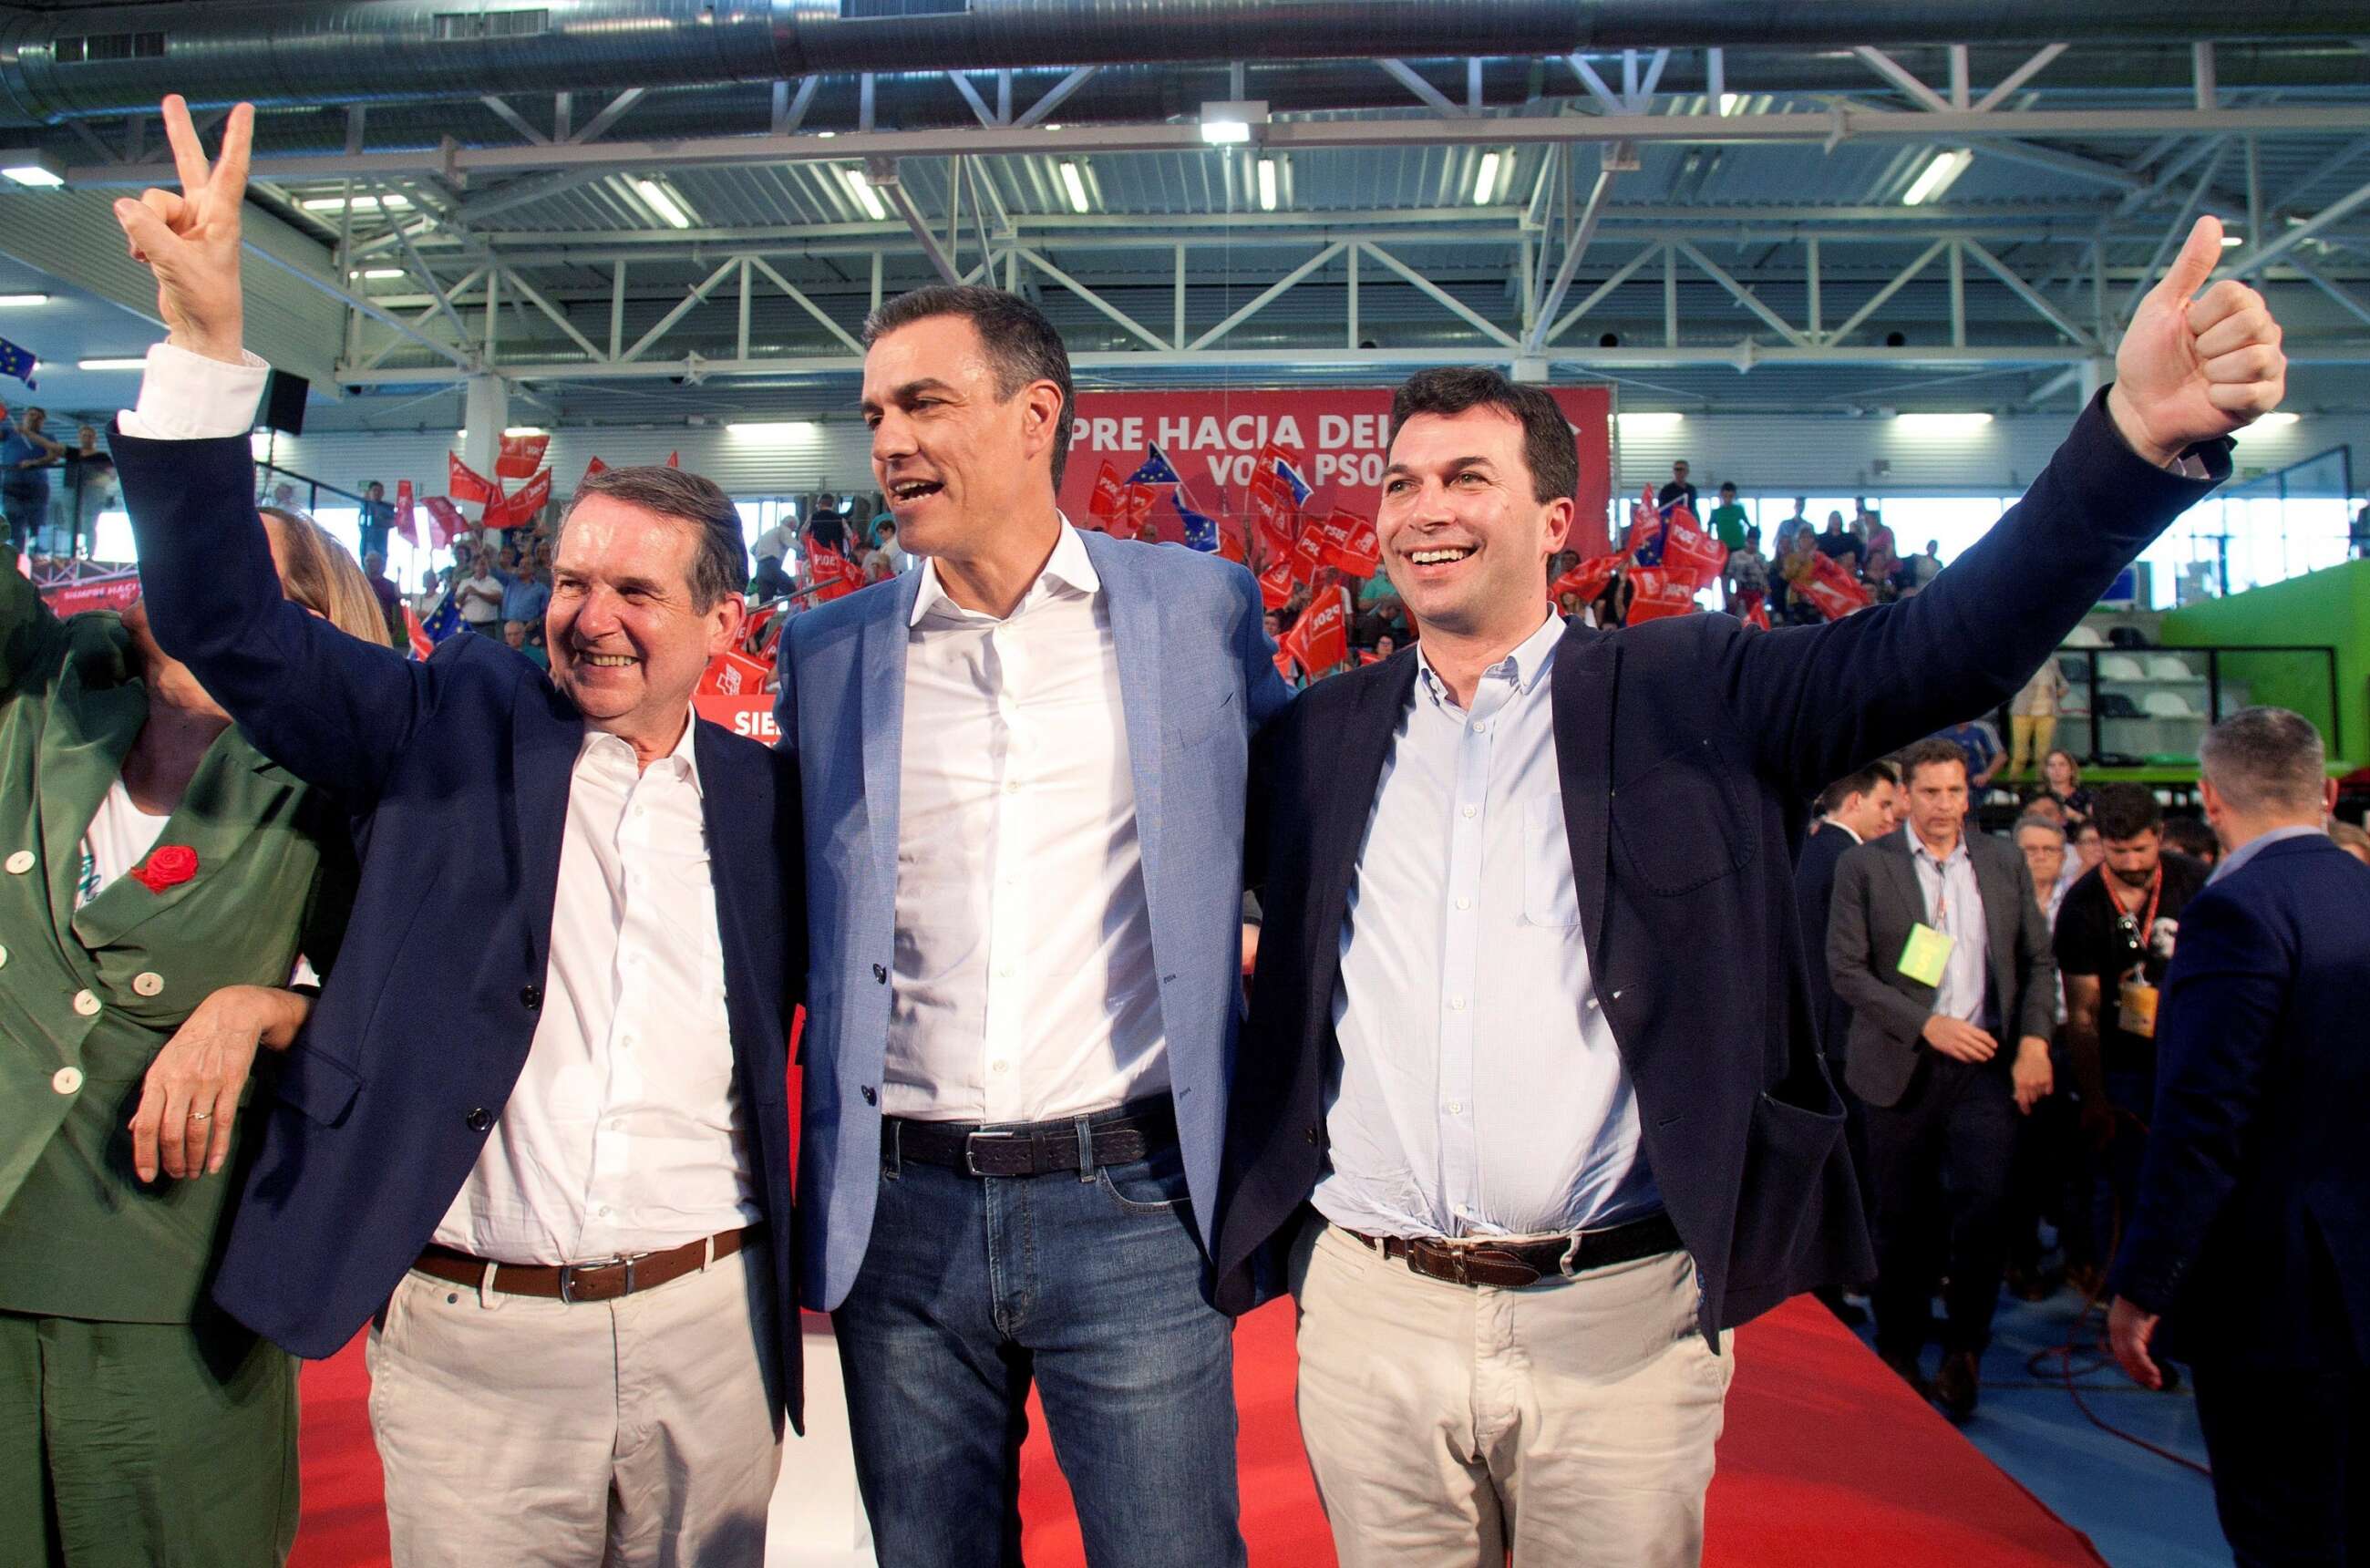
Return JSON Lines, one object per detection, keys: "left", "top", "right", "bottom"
{"left": 2107, "top": 215, "right": 2286, "bottom": 469}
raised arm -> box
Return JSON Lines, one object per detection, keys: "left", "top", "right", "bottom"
{"left": 108, "top": 96, "right": 439, "bottom": 798}
{"left": 1714, "top": 216, "right": 2281, "bottom": 796}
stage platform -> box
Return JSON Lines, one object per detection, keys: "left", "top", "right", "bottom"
{"left": 289, "top": 1292, "right": 2106, "bottom": 1567}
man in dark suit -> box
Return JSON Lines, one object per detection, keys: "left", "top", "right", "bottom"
{"left": 1795, "top": 760, "right": 1901, "bottom": 1320}
{"left": 1215, "top": 213, "right": 2280, "bottom": 1563}
{"left": 106, "top": 98, "right": 802, "bottom": 1563}
{"left": 1829, "top": 738, "right": 2057, "bottom": 1420}
{"left": 2108, "top": 707, "right": 2370, "bottom": 1568}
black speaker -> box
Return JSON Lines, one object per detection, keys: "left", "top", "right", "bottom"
{"left": 260, "top": 369, "right": 309, "bottom": 436}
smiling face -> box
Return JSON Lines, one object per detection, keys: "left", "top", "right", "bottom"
{"left": 1378, "top": 406, "right": 1571, "bottom": 645}
{"left": 546, "top": 495, "right": 740, "bottom": 746}
{"left": 861, "top": 313, "right": 1064, "bottom": 562}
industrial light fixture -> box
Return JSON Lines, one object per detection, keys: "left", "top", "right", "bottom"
{"left": 1472, "top": 150, "right": 1503, "bottom": 206}
{"left": 2220, "top": 233, "right": 2245, "bottom": 248}
{"left": 1059, "top": 161, "right": 1092, "bottom": 215}
{"left": 2, "top": 164, "right": 63, "bottom": 188}
{"left": 77, "top": 357, "right": 149, "bottom": 371}
{"left": 726, "top": 420, "right": 819, "bottom": 438}
{"left": 0, "top": 293, "right": 49, "bottom": 307}
{"left": 632, "top": 178, "right": 695, "bottom": 230}
{"left": 1901, "top": 149, "right": 1973, "bottom": 207}
{"left": 348, "top": 268, "right": 405, "bottom": 281}
{"left": 1, "top": 149, "right": 67, "bottom": 188}
{"left": 1893, "top": 412, "right": 1994, "bottom": 433}
{"left": 1200, "top": 100, "right": 1267, "bottom": 146}
{"left": 502, "top": 426, "right": 548, "bottom": 438}
{"left": 1255, "top": 158, "right": 1278, "bottom": 212}
{"left": 2252, "top": 411, "right": 2301, "bottom": 427}
{"left": 1616, "top": 411, "right": 1685, "bottom": 429}
{"left": 843, "top": 167, "right": 888, "bottom": 222}
{"left": 1718, "top": 93, "right": 1741, "bottom": 116}
{"left": 300, "top": 192, "right": 411, "bottom": 212}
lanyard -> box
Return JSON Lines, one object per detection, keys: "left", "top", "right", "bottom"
{"left": 2112, "top": 864, "right": 2164, "bottom": 980}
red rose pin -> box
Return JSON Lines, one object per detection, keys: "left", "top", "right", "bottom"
{"left": 132, "top": 845, "right": 199, "bottom": 894}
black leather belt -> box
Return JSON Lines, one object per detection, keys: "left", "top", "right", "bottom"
{"left": 1348, "top": 1211, "right": 1683, "bottom": 1289}
{"left": 886, "top": 1101, "right": 1179, "bottom": 1178}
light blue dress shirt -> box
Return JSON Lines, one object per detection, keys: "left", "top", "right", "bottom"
{"left": 2207, "top": 822, "right": 2324, "bottom": 884}
{"left": 1315, "top": 613, "right": 1660, "bottom": 1242}
{"left": 1909, "top": 832, "right": 1991, "bottom": 1024}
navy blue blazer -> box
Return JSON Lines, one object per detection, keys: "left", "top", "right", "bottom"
{"left": 113, "top": 430, "right": 806, "bottom": 1426}
{"left": 2112, "top": 833, "right": 2370, "bottom": 1367}
{"left": 1792, "top": 822, "right": 1859, "bottom": 1065}
{"left": 1213, "top": 392, "right": 2229, "bottom": 1337}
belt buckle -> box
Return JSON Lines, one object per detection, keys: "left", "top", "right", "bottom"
{"left": 963, "top": 1131, "right": 1015, "bottom": 1177}
{"left": 558, "top": 1255, "right": 634, "bottom": 1305}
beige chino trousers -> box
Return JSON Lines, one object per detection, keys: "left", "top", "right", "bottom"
{"left": 1294, "top": 1222, "right": 1735, "bottom": 1568}
{"left": 366, "top": 1240, "right": 784, "bottom": 1567}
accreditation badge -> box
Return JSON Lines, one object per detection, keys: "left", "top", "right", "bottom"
{"left": 1897, "top": 923, "right": 1953, "bottom": 988}
{"left": 2118, "top": 978, "right": 2159, "bottom": 1039}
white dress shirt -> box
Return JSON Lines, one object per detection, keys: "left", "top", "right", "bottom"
{"left": 1909, "top": 831, "right": 1992, "bottom": 1026}
{"left": 123, "top": 342, "right": 756, "bottom": 1264}
{"left": 1317, "top": 612, "right": 1659, "bottom": 1241}
{"left": 883, "top": 520, "right": 1167, "bottom": 1125}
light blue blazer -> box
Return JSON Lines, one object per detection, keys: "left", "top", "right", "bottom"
{"left": 776, "top": 528, "right": 1294, "bottom": 1311}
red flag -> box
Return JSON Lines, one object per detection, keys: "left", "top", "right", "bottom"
{"left": 1115, "top": 483, "right": 1158, "bottom": 536}
{"left": 1739, "top": 589, "right": 1771, "bottom": 632}
{"left": 1086, "top": 461, "right": 1124, "bottom": 529}
{"left": 510, "top": 468, "right": 552, "bottom": 522}
{"left": 1244, "top": 442, "right": 1306, "bottom": 535}
{"left": 394, "top": 480, "right": 418, "bottom": 548}
{"left": 1551, "top": 552, "right": 1622, "bottom": 608}
{"left": 1253, "top": 506, "right": 1297, "bottom": 571}
{"left": 1215, "top": 515, "right": 1248, "bottom": 565}
{"left": 665, "top": 451, "right": 681, "bottom": 469}
{"left": 1283, "top": 593, "right": 1349, "bottom": 675}
{"left": 1799, "top": 552, "right": 1874, "bottom": 621}
{"left": 696, "top": 648, "right": 772, "bottom": 696}
{"left": 447, "top": 452, "right": 496, "bottom": 505}
{"left": 420, "top": 496, "right": 464, "bottom": 550}
{"left": 582, "top": 455, "right": 609, "bottom": 485}
{"left": 1656, "top": 506, "right": 1728, "bottom": 591}
{"left": 806, "top": 542, "right": 861, "bottom": 603}
{"left": 1273, "top": 646, "right": 1297, "bottom": 684}
{"left": 1257, "top": 559, "right": 1295, "bottom": 611}
{"left": 1314, "top": 508, "right": 1381, "bottom": 578}
{"left": 1624, "top": 567, "right": 1700, "bottom": 624}
{"left": 1286, "top": 525, "right": 1328, "bottom": 586}
{"left": 496, "top": 432, "right": 551, "bottom": 480}
{"left": 402, "top": 603, "right": 434, "bottom": 659}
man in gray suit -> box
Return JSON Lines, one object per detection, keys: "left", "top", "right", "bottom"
{"left": 1829, "top": 737, "right": 2056, "bottom": 1422}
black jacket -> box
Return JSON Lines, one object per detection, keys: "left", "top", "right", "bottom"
{"left": 2113, "top": 834, "right": 2370, "bottom": 1367}
{"left": 1212, "top": 392, "right": 2226, "bottom": 1338}
{"left": 1793, "top": 823, "right": 1860, "bottom": 1066}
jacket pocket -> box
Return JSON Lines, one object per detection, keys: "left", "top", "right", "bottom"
{"left": 271, "top": 1044, "right": 364, "bottom": 1129}
{"left": 1611, "top": 738, "right": 1747, "bottom": 894}
{"left": 1726, "top": 1088, "right": 1847, "bottom": 1289}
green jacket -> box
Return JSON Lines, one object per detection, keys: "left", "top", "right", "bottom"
{"left": 0, "top": 546, "right": 355, "bottom": 1322}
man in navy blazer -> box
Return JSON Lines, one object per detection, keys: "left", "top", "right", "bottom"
{"left": 775, "top": 285, "right": 1290, "bottom": 1565}
{"left": 1215, "top": 216, "right": 2283, "bottom": 1564}
{"left": 108, "top": 99, "right": 802, "bottom": 1565}
{"left": 2108, "top": 707, "right": 2370, "bottom": 1568}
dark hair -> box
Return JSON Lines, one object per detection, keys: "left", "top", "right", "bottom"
{"left": 1898, "top": 738, "right": 1970, "bottom": 788}
{"left": 1386, "top": 367, "right": 1580, "bottom": 506}
{"left": 2089, "top": 781, "right": 2164, "bottom": 841}
{"left": 1817, "top": 759, "right": 1899, "bottom": 817}
{"left": 863, "top": 284, "right": 1076, "bottom": 488}
{"left": 2162, "top": 816, "right": 2219, "bottom": 860}
{"left": 1719, "top": 481, "right": 1736, "bottom": 495}
{"left": 2198, "top": 706, "right": 2327, "bottom": 815}
{"left": 560, "top": 465, "right": 747, "bottom": 613}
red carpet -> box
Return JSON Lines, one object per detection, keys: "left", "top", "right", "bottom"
{"left": 289, "top": 1293, "right": 2102, "bottom": 1566}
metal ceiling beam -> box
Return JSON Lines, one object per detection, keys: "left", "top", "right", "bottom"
{"left": 2223, "top": 174, "right": 2370, "bottom": 281}
{"left": 1528, "top": 167, "right": 1616, "bottom": 354}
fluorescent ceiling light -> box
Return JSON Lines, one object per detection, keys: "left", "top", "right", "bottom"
{"left": 633, "top": 178, "right": 695, "bottom": 230}
{"left": 1059, "top": 161, "right": 1092, "bottom": 215}
{"left": 2220, "top": 234, "right": 2244, "bottom": 248}
{"left": 843, "top": 168, "right": 887, "bottom": 222}
{"left": 1200, "top": 119, "right": 1252, "bottom": 146}
{"left": 1616, "top": 411, "right": 1684, "bottom": 429}
{"left": 77, "top": 357, "right": 148, "bottom": 371}
{"left": 300, "top": 192, "right": 410, "bottom": 212}
{"left": 1199, "top": 99, "right": 1266, "bottom": 145}
{"left": 1254, "top": 158, "right": 1278, "bottom": 212}
{"left": 348, "top": 267, "right": 405, "bottom": 280}
{"left": 1718, "top": 93, "right": 1741, "bottom": 116}
{"left": 0, "top": 293, "right": 49, "bottom": 307}
{"left": 726, "top": 420, "right": 819, "bottom": 438}
{"left": 502, "top": 426, "right": 548, "bottom": 438}
{"left": 3, "top": 164, "right": 64, "bottom": 188}
{"left": 2252, "top": 411, "right": 2301, "bottom": 427}
{"left": 1901, "top": 149, "right": 1973, "bottom": 207}
{"left": 1473, "top": 150, "right": 1502, "bottom": 206}
{"left": 1893, "top": 412, "right": 1994, "bottom": 433}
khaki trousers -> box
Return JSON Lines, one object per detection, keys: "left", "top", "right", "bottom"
{"left": 366, "top": 1240, "right": 783, "bottom": 1567}
{"left": 1293, "top": 1222, "right": 1735, "bottom": 1568}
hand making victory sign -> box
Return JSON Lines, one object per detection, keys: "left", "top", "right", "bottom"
{"left": 110, "top": 93, "right": 253, "bottom": 366}
{"left": 2106, "top": 213, "right": 2286, "bottom": 468}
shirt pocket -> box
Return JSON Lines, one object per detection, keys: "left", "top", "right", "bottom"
{"left": 1521, "top": 793, "right": 1582, "bottom": 928}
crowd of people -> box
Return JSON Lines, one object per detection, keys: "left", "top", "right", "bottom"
{"left": 0, "top": 403, "right": 118, "bottom": 559}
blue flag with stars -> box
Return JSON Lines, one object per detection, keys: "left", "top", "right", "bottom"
{"left": 415, "top": 592, "right": 462, "bottom": 651}
{"left": 0, "top": 337, "right": 37, "bottom": 390}
{"left": 1125, "top": 446, "right": 1183, "bottom": 488}
{"left": 1275, "top": 457, "right": 1314, "bottom": 508}
{"left": 1172, "top": 490, "right": 1221, "bottom": 552}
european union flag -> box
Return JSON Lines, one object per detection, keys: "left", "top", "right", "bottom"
{"left": 1173, "top": 490, "right": 1221, "bottom": 552}
{"left": 0, "top": 336, "right": 37, "bottom": 390}
{"left": 1631, "top": 517, "right": 1670, "bottom": 567}
{"left": 1275, "top": 458, "right": 1313, "bottom": 508}
{"left": 416, "top": 592, "right": 462, "bottom": 649}
{"left": 1125, "top": 446, "right": 1182, "bottom": 488}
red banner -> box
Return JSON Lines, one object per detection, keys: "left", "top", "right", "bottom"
{"left": 496, "top": 432, "right": 551, "bottom": 480}
{"left": 1256, "top": 559, "right": 1295, "bottom": 611}
{"left": 1551, "top": 552, "right": 1623, "bottom": 609}
{"left": 1056, "top": 387, "right": 1614, "bottom": 562}
{"left": 1798, "top": 552, "right": 1875, "bottom": 621}
{"left": 421, "top": 496, "right": 464, "bottom": 549}
{"left": 693, "top": 691, "right": 778, "bottom": 741}
{"left": 394, "top": 480, "right": 417, "bottom": 548}
{"left": 1085, "top": 461, "right": 1124, "bottom": 530}
{"left": 1624, "top": 567, "right": 1701, "bottom": 624}
{"left": 486, "top": 468, "right": 553, "bottom": 531}
{"left": 582, "top": 455, "right": 609, "bottom": 485}
{"left": 696, "top": 648, "right": 773, "bottom": 697}
{"left": 38, "top": 569, "right": 140, "bottom": 617}
{"left": 448, "top": 452, "right": 496, "bottom": 505}
{"left": 1654, "top": 507, "right": 1728, "bottom": 591}
{"left": 1283, "top": 592, "right": 1349, "bottom": 675}
{"left": 1313, "top": 508, "right": 1381, "bottom": 578}
{"left": 806, "top": 542, "right": 861, "bottom": 603}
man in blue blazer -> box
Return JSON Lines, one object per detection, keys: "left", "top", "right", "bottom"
{"left": 107, "top": 98, "right": 802, "bottom": 1565}
{"left": 2108, "top": 707, "right": 2370, "bottom": 1568}
{"left": 776, "top": 284, "right": 1290, "bottom": 1566}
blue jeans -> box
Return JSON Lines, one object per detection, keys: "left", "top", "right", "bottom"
{"left": 833, "top": 1107, "right": 1246, "bottom": 1568}
{"left": 3, "top": 489, "right": 44, "bottom": 553}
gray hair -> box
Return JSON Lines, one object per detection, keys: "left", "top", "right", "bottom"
{"left": 2012, "top": 813, "right": 2068, "bottom": 844}
{"left": 2198, "top": 706, "right": 2327, "bottom": 815}
{"left": 559, "top": 464, "right": 747, "bottom": 613}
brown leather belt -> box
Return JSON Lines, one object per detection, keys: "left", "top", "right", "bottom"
{"left": 411, "top": 1226, "right": 756, "bottom": 1305}
{"left": 1348, "top": 1212, "right": 1683, "bottom": 1290}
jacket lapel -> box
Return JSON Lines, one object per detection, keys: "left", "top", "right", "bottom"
{"left": 1548, "top": 620, "right": 1616, "bottom": 970}
{"left": 1308, "top": 655, "right": 1418, "bottom": 1010}
{"left": 35, "top": 661, "right": 147, "bottom": 950}
{"left": 69, "top": 730, "right": 302, "bottom": 951}
{"left": 858, "top": 573, "right": 920, "bottom": 907}
{"left": 1085, "top": 534, "right": 1169, "bottom": 912}
{"left": 692, "top": 723, "right": 775, "bottom": 1072}
{"left": 510, "top": 678, "right": 584, "bottom": 976}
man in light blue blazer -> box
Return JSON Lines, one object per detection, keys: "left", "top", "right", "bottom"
{"left": 775, "top": 285, "right": 1291, "bottom": 1567}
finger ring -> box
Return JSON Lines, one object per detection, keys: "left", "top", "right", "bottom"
{"left": 188, "top": 1109, "right": 213, "bottom": 1121}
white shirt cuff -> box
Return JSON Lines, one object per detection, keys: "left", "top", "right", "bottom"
{"left": 118, "top": 343, "right": 271, "bottom": 441}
